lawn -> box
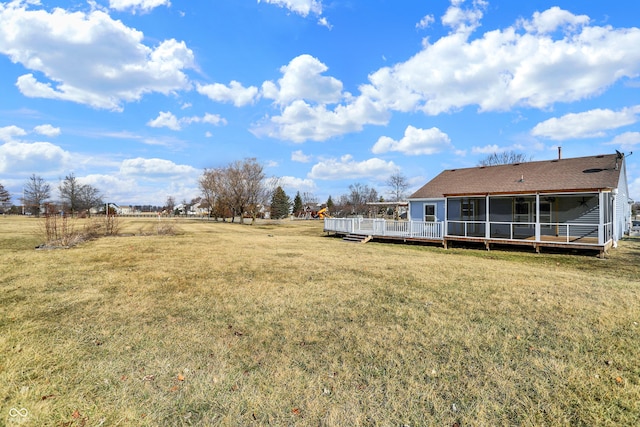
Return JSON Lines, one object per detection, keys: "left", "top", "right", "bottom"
{"left": 1, "top": 216, "right": 639, "bottom": 426}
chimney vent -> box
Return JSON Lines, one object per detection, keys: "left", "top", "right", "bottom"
{"left": 558, "top": 146, "right": 562, "bottom": 160}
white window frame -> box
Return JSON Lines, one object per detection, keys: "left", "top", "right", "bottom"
{"left": 424, "top": 203, "right": 437, "bottom": 222}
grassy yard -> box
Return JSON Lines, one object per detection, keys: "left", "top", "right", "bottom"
{"left": 1, "top": 216, "right": 639, "bottom": 426}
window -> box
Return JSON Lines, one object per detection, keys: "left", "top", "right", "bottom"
{"left": 462, "top": 200, "right": 476, "bottom": 219}
{"left": 424, "top": 204, "right": 436, "bottom": 222}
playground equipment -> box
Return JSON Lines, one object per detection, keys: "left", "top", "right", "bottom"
{"left": 316, "top": 207, "right": 330, "bottom": 219}
{"left": 297, "top": 206, "right": 331, "bottom": 219}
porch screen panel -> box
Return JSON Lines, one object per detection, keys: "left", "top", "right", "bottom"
{"left": 447, "top": 197, "right": 485, "bottom": 237}
{"left": 513, "top": 196, "right": 535, "bottom": 239}
{"left": 555, "top": 194, "right": 599, "bottom": 241}
{"left": 447, "top": 198, "right": 463, "bottom": 235}
{"left": 489, "top": 197, "right": 513, "bottom": 238}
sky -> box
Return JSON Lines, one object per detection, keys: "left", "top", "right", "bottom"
{"left": 1, "top": 0, "right": 639, "bottom": 207}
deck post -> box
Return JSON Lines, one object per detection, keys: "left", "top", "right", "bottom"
{"left": 444, "top": 198, "right": 448, "bottom": 241}
{"left": 612, "top": 189, "right": 617, "bottom": 243}
{"left": 598, "top": 192, "right": 604, "bottom": 245}
{"left": 535, "top": 193, "right": 541, "bottom": 242}
{"left": 485, "top": 195, "right": 490, "bottom": 240}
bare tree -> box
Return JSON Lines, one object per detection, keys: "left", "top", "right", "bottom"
{"left": 0, "top": 182, "right": 10, "bottom": 212}
{"left": 386, "top": 172, "right": 409, "bottom": 202}
{"left": 165, "top": 196, "right": 176, "bottom": 214}
{"left": 204, "top": 166, "right": 237, "bottom": 221}
{"left": 59, "top": 173, "right": 103, "bottom": 215}
{"left": 347, "top": 183, "right": 379, "bottom": 216}
{"left": 78, "top": 184, "right": 103, "bottom": 215}
{"left": 199, "top": 158, "right": 269, "bottom": 224}
{"left": 200, "top": 167, "right": 225, "bottom": 220}
{"left": 235, "top": 158, "right": 267, "bottom": 224}
{"left": 24, "top": 174, "right": 51, "bottom": 217}
{"left": 302, "top": 192, "right": 318, "bottom": 207}
{"left": 478, "top": 151, "right": 531, "bottom": 166}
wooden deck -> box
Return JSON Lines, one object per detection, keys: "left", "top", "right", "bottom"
{"left": 324, "top": 218, "right": 612, "bottom": 255}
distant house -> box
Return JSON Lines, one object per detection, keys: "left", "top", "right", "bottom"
{"left": 325, "top": 152, "right": 632, "bottom": 256}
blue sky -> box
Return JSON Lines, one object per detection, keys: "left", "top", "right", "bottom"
{"left": 1, "top": 0, "right": 639, "bottom": 206}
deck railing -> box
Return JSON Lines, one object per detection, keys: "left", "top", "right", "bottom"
{"left": 324, "top": 218, "right": 612, "bottom": 246}
{"left": 324, "top": 218, "right": 443, "bottom": 240}
{"left": 448, "top": 220, "right": 611, "bottom": 245}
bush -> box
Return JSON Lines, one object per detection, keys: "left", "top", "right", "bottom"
{"left": 39, "top": 214, "right": 122, "bottom": 248}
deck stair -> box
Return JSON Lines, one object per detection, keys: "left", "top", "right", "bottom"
{"left": 343, "top": 234, "right": 372, "bottom": 243}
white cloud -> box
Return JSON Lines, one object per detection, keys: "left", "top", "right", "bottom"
{"left": 0, "top": 141, "right": 72, "bottom": 173}
{"left": 520, "top": 6, "right": 589, "bottom": 34}
{"left": 81, "top": 172, "right": 200, "bottom": 206}
{"left": 308, "top": 154, "right": 397, "bottom": 180}
{"left": 360, "top": 6, "right": 640, "bottom": 115}
{"left": 318, "top": 17, "right": 332, "bottom": 30}
{"left": 147, "top": 112, "right": 227, "bottom": 130}
{"left": 147, "top": 111, "right": 181, "bottom": 130}
{"left": 606, "top": 132, "right": 640, "bottom": 151}
{"left": 197, "top": 81, "right": 260, "bottom": 107}
{"left": 291, "top": 150, "right": 312, "bottom": 163}
{"left": 629, "top": 175, "right": 640, "bottom": 203}
{"left": 531, "top": 106, "right": 640, "bottom": 140}
{"left": 257, "top": 0, "right": 322, "bottom": 18}
{"left": 109, "top": 0, "right": 171, "bottom": 13}
{"left": 0, "top": 2, "right": 194, "bottom": 110}
{"left": 254, "top": 96, "right": 389, "bottom": 142}
{"left": 80, "top": 173, "right": 136, "bottom": 193}
{"left": 472, "top": 144, "right": 501, "bottom": 154}
{"left": 262, "top": 54, "right": 343, "bottom": 105}
{"left": 200, "top": 113, "right": 227, "bottom": 126}
{"left": 182, "top": 113, "right": 227, "bottom": 126}
{"left": 119, "top": 157, "right": 198, "bottom": 177}
{"left": 441, "top": 0, "right": 487, "bottom": 34}
{"left": 372, "top": 125, "right": 451, "bottom": 155}
{"left": 0, "top": 125, "right": 27, "bottom": 142}
{"left": 470, "top": 142, "right": 529, "bottom": 157}
{"left": 279, "top": 176, "right": 316, "bottom": 194}
{"left": 34, "top": 124, "right": 61, "bottom": 137}
{"left": 416, "top": 14, "right": 435, "bottom": 30}
{"left": 253, "top": 54, "right": 392, "bottom": 142}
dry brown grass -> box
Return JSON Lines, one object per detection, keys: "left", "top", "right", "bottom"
{"left": 1, "top": 216, "right": 639, "bottom": 426}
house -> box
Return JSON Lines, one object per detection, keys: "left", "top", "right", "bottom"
{"left": 324, "top": 152, "right": 631, "bottom": 256}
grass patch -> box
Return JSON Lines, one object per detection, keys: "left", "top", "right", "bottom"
{"left": 1, "top": 216, "right": 639, "bottom": 425}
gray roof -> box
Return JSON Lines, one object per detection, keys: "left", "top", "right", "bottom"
{"left": 410, "top": 154, "right": 623, "bottom": 199}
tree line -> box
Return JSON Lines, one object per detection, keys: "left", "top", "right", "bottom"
{"left": 196, "top": 157, "right": 413, "bottom": 221}
{"left": 0, "top": 162, "right": 411, "bottom": 220}
{"left": 0, "top": 173, "right": 103, "bottom": 217}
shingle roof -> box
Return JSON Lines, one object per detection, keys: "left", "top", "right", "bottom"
{"left": 409, "top": 154, "right": 623, "bottom": 199}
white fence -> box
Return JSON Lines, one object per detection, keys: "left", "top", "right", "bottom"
{"left": 447, "top": 220, "right": 610, "bottom": 245}
{"left": 324, "top": 218, "right": 444, "bottom": 240}
{"left": 325, "top": 218, "right": 611, "bottom": 246}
